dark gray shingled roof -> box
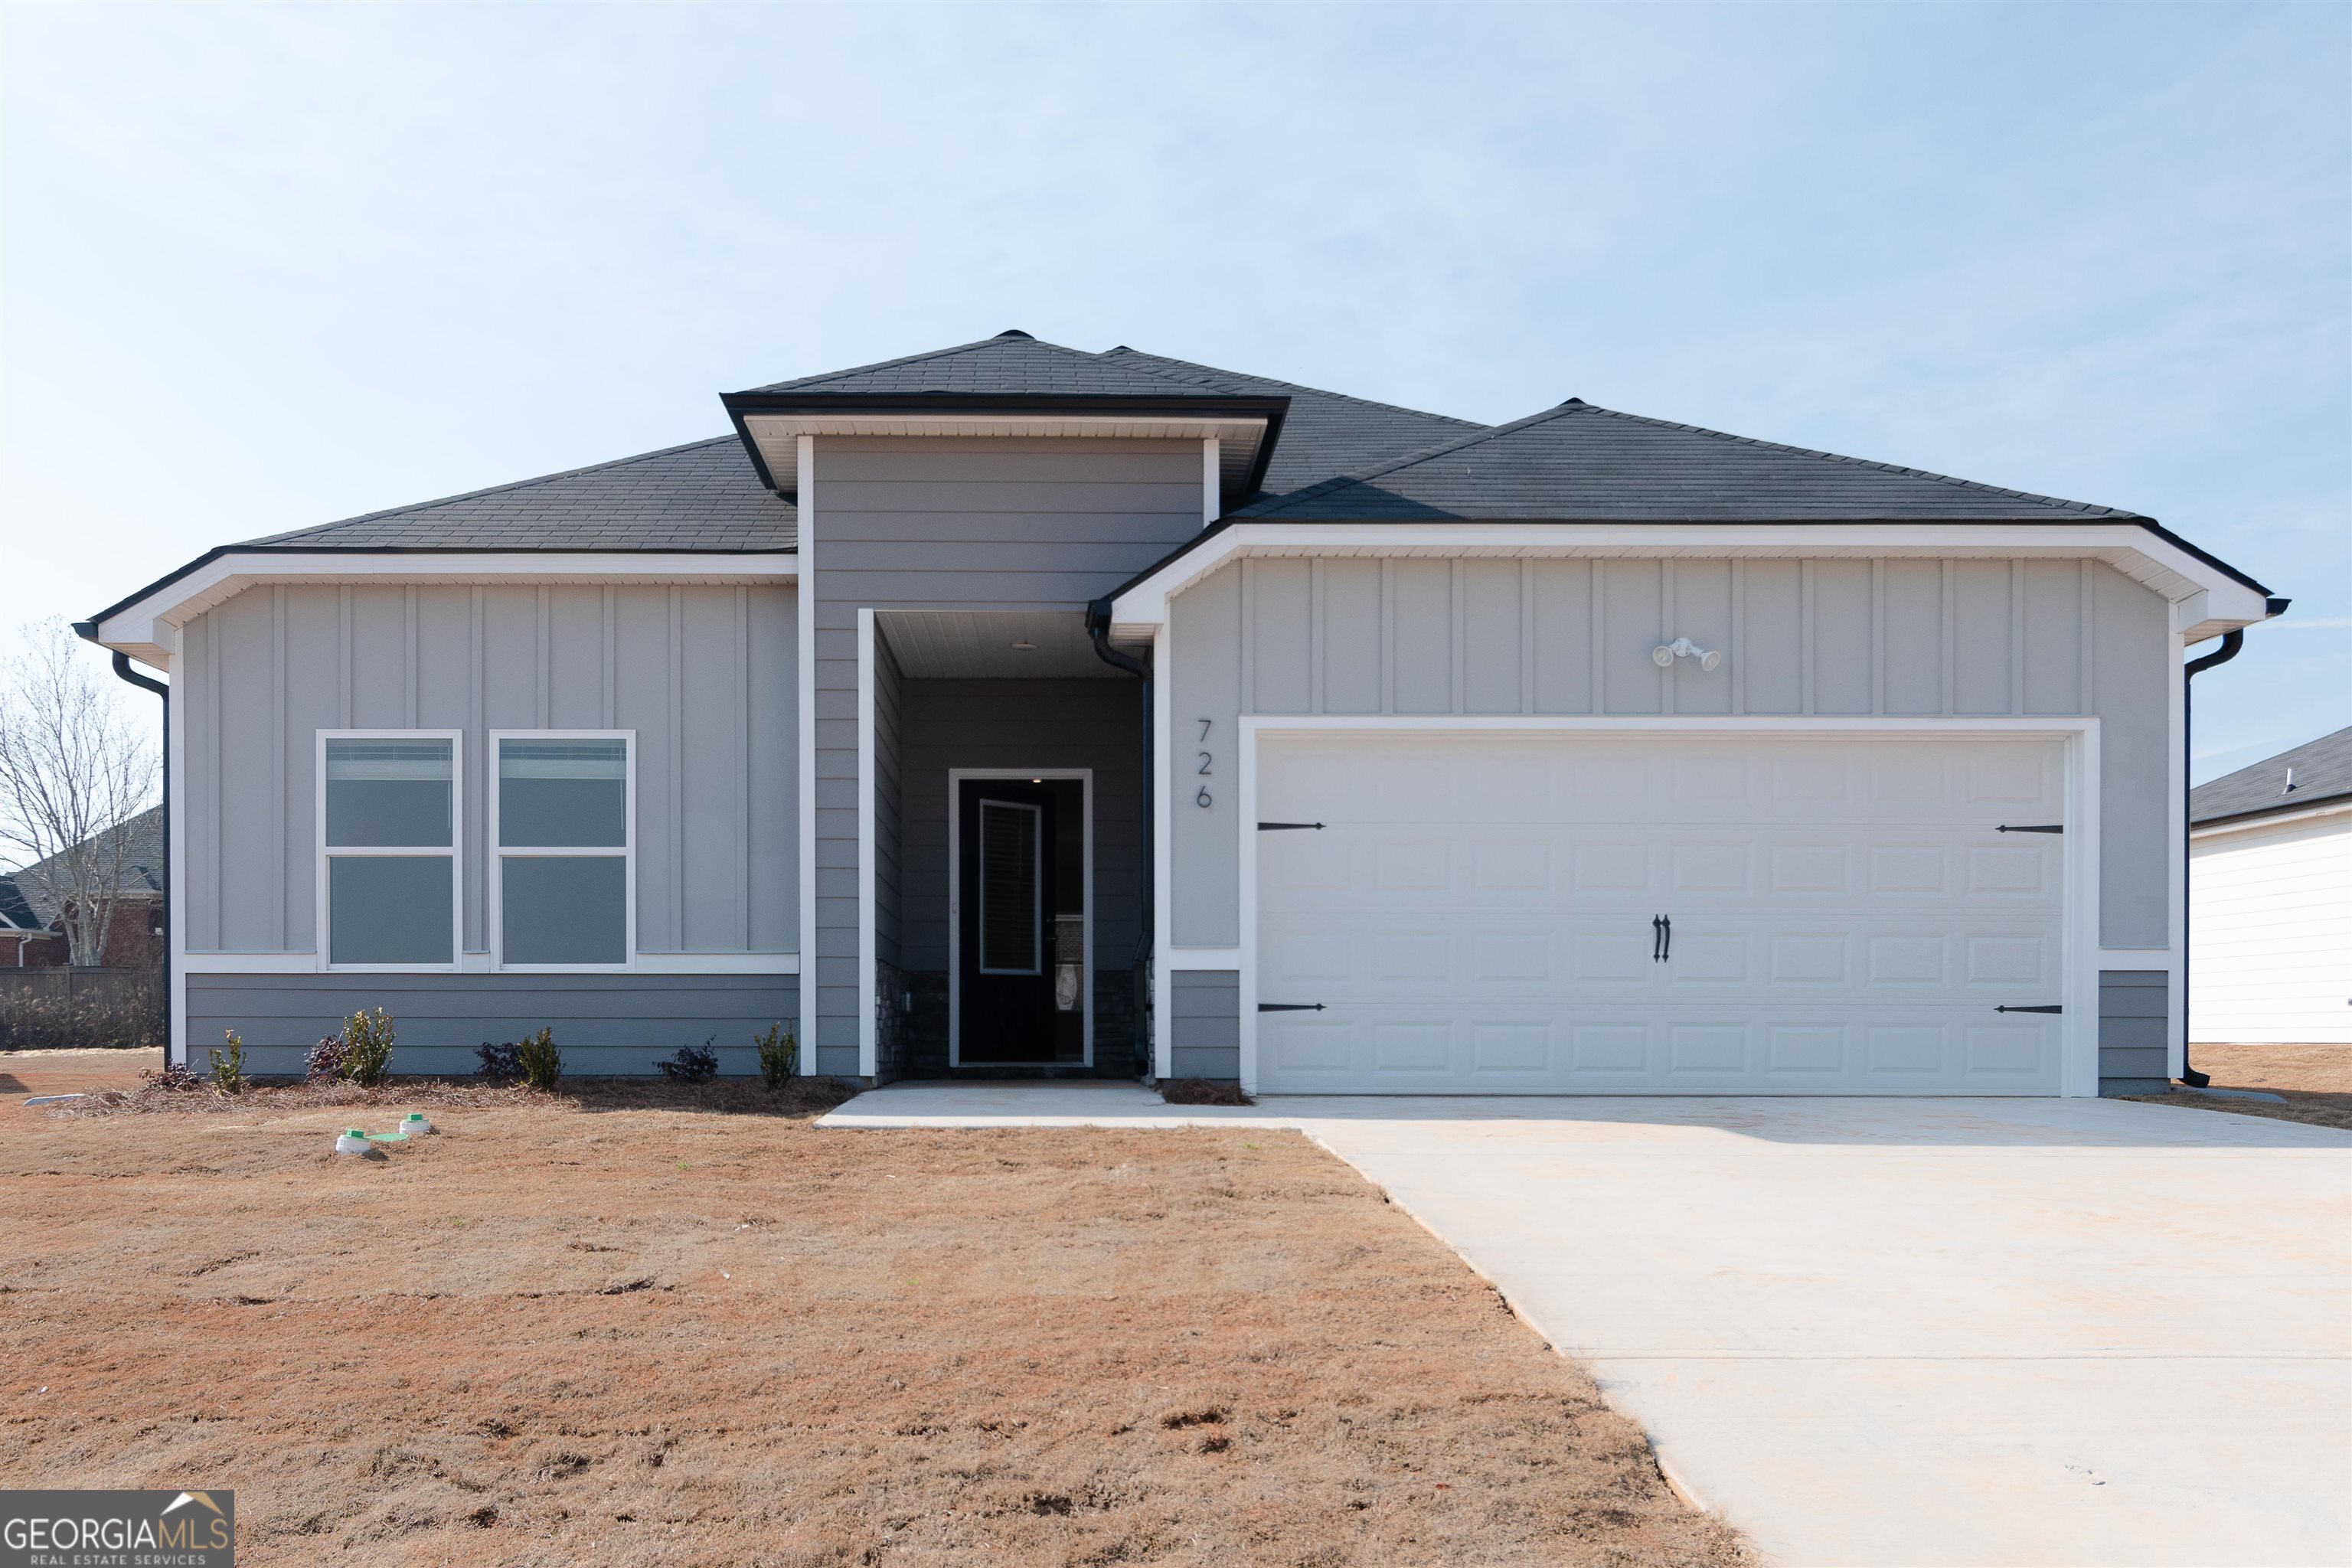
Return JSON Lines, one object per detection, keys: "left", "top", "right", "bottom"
{"left": 236, "top": 436, "right": 795, "bottom": 552}
{"left": 2192, "top": 725, "right": 2352, "bottom": 825}
{"left": 741, "top": 331, "right": 1237, "bottom": 398}
{"left": 1233, "top": 398, "right": 2151, "bottom": 522}
{"left": 1094, "top": 346, "right": 1481, "bottom": 502}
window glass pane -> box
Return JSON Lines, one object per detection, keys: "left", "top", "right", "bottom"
{"left": 501, "top": 740, "right": 627, "bottom": 847}
{"left": 326, "top": 739, "right": 452, "bottom": 847}
{"left": 328, "top": 856, "right": 452, "bottom": 965}
{"left": 978, "top": 801, "right": 1040, "bottom": 975}
{"left": 502, "top": 855, "right": 626, "bottom": 965}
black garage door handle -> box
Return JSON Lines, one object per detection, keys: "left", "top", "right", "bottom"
{"left": 1995, "top": 1004, "right": 2063, "bottom": 1014}
{"left": 1257, "top": 1002, "right": 1326, "bottom": 1012}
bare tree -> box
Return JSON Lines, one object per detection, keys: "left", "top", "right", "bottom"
{"left": 0, "top": 621, "right": 159, "bottom": 965}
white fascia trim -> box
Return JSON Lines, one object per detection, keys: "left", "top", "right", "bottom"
{"left": 1104, "top": 523, "right": 2270, "bottom": 642}
{"left": 2191, "top": 798, "right": 2352, "bottom": 840}
{"left": 1233, "top": 715, "right": 2103, "bottom": 1099}
{"left": 743, "top": 414, "right": 1266, "bottom": 498}
{"left": 90, "top": 550, "right": 797, "bottom": 672}
{"left": 857, "top": 606, "right": 877, "bottom": 1079}
{"left": 797, "top": 437, "right": 818, "bottom": 1068}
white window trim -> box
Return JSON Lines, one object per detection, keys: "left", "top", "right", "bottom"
{"left": 315, "top": 729, "right": 464, "bottom": 975}
{"left": 1232, "top": 714, "right": 2102, "bottom": 1099}
{"left": 488, "top": 728, "right": 637, "bottom": 974}
{"left": 947, "top": 768, "right": 1094, "bottom": 1070}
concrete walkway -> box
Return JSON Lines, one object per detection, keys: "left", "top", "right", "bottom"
{"left": 823, "top": 1084, "right": 2352, "bottom": 1567}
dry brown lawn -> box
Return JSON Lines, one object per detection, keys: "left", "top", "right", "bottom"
{"left": 2130, "top": 1042, "right": 2352, "bottom": 1131}
{"left": 0, "top": 1050, "right": 1743, "bottom": 1567}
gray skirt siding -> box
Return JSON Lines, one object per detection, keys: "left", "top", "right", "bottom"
{"left": 1168, "top": 556, "right": 2171, "bottom": 950}
{"left": 188, "top": 972, "right": 799, "bottom": 1079}
{"left": 1168, "top": 970, "right": 1240, "bottom": 1080}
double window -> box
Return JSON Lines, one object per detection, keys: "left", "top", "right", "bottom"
{"left": 317, "top": 730, "right": 633, "bottom": 971}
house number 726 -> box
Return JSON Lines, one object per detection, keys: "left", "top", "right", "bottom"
{"left": 1196, "top": 718, "right": 1212, "bottom": 807}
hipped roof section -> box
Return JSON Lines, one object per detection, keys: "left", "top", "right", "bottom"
{"left": 1235, "top": 399, "right": 2154, "bottom": 524}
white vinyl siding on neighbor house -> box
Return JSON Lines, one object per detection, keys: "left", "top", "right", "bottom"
{"left": 2190, "top": 806, "right": 2352, "bottom": 1045}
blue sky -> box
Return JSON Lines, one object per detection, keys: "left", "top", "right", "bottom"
{"left": 4, "top": 2, "right": 2344, "bottom": 780}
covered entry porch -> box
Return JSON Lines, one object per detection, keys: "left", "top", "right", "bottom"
{"left": 858, "top": 610, "right": 1149, "bottom": 1080}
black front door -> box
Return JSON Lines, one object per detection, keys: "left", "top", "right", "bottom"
{"left": 957, "top": 779, "right": 1066, "bottom": 1063}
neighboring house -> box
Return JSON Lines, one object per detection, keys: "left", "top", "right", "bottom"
{"left": 0, "top": 807, "right": 166, "bottom": 969}
{"left": 2189, "top": 727, "right": 2351, "bottom": 1045}
{"left": 78, "top": 332, "right": 2285, "bottom": 1094}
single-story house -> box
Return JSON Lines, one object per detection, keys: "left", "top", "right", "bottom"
{"left": 79, "top": 332, "right": 2286, "bottom": 1094}
{"left": 2189, "top": 726, "right": 2350, "bottom": 1046}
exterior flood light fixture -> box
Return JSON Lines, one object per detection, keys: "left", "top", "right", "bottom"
{"left": 1652, "top": 637, "right": 1722, "bottom": 672}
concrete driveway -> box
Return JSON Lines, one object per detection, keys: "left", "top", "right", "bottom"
{"left": 826, "top": 1086, "right": 2352, "bottom": 1566}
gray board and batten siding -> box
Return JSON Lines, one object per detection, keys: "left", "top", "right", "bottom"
{"left": 810, "top": 436, "right": 1201, "bottom": 1076}
{"left": 181, "top": 581, "right": 797, "bottom": 956}
{"left": 187, "top": 973, "right": 797, "bottom": 1080}
{"left": 1168, "top": 554, "right": 2173, "bottom": 983}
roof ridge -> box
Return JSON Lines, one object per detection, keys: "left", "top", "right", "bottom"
{"left": 240, "top": 435, "right": 761, "bottom": 545}
{"left": 745, "top": 334, "right": 1027, "bottom": 394}
{"left": 1233, "top": 401, "right": 1585, "bottom": 518}
{"left": 1101, "top": 346, "right": 1484, "bottom": 430}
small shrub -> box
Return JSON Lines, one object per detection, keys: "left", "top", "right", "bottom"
{"left": 207, "top": 1029, "right": 247, "bottom": 1096}
{"left": 660, "top": 1039, "right": 720, "bottom": 1083}
{"left": 305, "top": 1034, "right": 346, "bottom": 1081}
{"left": 517, "top": 1027, "right": 562, "bottom": 1092}
{"left": 475, "top": 1040, "right": 524, "bottom": 1082}
{"left": 755, "top": 1022, "right": 798, "bottom": 1089}
{"left": 340, "top": 1008, "right": 395, "bottom": 1086}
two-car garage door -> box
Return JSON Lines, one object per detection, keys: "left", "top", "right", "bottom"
{"left": 1253, "top": 732, "right": 2068, "bottom": 1094}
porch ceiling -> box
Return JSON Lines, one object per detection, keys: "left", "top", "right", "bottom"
{"left": 879, "top": 611, "right": 1125, "bottom": 681}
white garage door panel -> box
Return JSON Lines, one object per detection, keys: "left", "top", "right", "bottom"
{"left": 1256, "top": 733, "right": 2066, "bottom": 1095}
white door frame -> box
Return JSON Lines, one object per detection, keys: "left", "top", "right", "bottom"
{"left": 1237, "top": 715, "right": 2102, "bottom": 1097}
{"left": 947, "top": 767, "right": 1095, "bottom": 1068}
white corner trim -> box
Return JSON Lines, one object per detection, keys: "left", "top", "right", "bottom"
{"left": 797, "top": 436, "right": 818, "bottom": 1069}
{"left": 1152, "top": 623, "right": 1173, "bottom": 1080}
{"left": 1202, "top": 438, "right": 1220, "bottom": 530}
{"left": 858, "top": 606, "right": 877, "bottom": 1079}
{"left": 1103, "top": 523, "right": 2269, "bottom": 642}
{"left": 166, "top": 662, "right": 187, "bottom": 1065}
